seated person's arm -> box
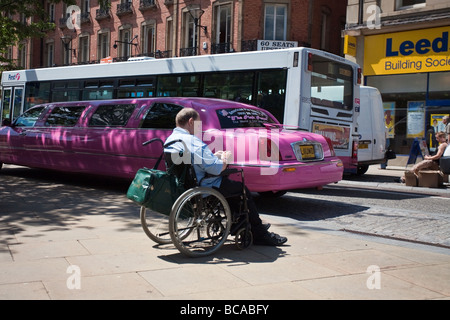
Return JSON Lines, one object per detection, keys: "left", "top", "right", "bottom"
{"left": 426, "top": 143, "right": 448, "bottom": 160}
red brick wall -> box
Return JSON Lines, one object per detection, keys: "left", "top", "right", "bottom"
{"left": 11, "top": 0, "right": 346, "bottom": 68}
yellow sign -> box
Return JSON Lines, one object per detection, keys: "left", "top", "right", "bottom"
{"left": 364, "top": 26, "right": 450, "bottom": 76}
{"left": 344, "top": 35, "right": 357, "bottom": 57}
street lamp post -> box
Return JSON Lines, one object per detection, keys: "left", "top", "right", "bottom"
{"left": 61, "top": 35, "right": 73, "bottom": 64}
{"left": 188, "top": 7, "right": 207, "bottom": 35}
{"left": 113, "top": 35, "right": 139, "bottom": 58}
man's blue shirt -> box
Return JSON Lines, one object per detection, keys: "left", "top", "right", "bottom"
{"left": 165, "top": 127, "right": 224, "bottom": 188}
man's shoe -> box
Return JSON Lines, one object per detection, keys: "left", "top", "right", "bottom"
{"left": 253, "top": 231, "right": 287, "bottom": 246}
{"left": 262, "top": 223, "right": 271, "bottom": 230}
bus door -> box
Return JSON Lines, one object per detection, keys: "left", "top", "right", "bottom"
{"left": 1, "top": 86, "right": 24, "bottom": 125}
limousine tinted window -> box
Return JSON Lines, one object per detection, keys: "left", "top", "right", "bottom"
{"left": 141, "top": 103, "right": 182, "bottom": 129}
{"left": 14, "top": 106, "right": 46, "bottom": 127}
{"left": 45, "top": 106, "right": 86, "bottom": 127}
{"left": 89, "top": 104, "right": 136, "bottom": 127}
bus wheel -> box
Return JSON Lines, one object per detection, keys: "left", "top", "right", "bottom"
{"left": 257, "top": 191, "right": 287, "bottom": 198}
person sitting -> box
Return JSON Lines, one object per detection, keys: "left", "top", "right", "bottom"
{"left": 397, "top": 131, "right": 448, "bottom": 183}
{"left": 164, "top": 108, "right": 287, "bottom": 246}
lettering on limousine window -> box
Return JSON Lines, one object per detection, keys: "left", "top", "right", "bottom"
{"left": 45, "top": 106, "right": 86, "bottom": 127}
{"left": 89, "top": 104, "right": 136, "bottom": 127}
{"left": 216, "top": 108, "right": 276, "bottom": 129}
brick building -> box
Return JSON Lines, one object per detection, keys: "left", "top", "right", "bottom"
{"left": 5, "top": 0, "right": 346, "bottom": 69}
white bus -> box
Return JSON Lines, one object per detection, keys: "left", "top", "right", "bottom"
{"left": 1, "top": 48, "right": 361, "bottom": 173}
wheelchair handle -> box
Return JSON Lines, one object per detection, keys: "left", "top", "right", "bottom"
{"left": 143, "top": 138, "right": 164, "bottom": 147}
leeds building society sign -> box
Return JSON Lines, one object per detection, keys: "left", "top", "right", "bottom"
{"left": 364, "top": 26, "right": 450, "bottom": 76}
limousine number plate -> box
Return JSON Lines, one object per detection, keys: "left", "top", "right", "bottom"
{"left": 300, "top": 145, "right": 315, "bottom": 160}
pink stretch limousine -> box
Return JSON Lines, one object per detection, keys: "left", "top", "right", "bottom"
{"left": 0, "top": 98, "right": 343, "bottom": 193}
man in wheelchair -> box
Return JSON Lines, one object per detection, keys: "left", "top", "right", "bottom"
{"left": 164, "top": 108, "right": 287, "bottom": 246}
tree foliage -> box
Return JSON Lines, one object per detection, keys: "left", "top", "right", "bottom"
{"left": 0, "top": 0, "right": 75, "bottom": 71}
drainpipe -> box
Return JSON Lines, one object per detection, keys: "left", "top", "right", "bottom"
{"left": 237, "top": 0, "right": 243, "bottom": 52}
{"left": 307, "top": 0, "right": 314, "bottom": 47}
{"left": 173, "top": 0, "right": 179, "bottom": 57}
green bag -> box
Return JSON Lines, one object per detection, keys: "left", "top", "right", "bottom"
{"left": 126, "top": 167, "right": 185, "bottom": 216}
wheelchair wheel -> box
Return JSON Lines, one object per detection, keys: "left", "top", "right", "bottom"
{"left": 140, "top": 206, "right": 171, "bottom": 245}
{"left": 169, "top": 187, "right": 231, "bottom": 257}
{"left": 235, "top": 228, "right": 253, "bottom": 250}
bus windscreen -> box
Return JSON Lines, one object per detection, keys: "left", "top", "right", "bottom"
{"left": 310, "top": 55, "right": 353, "bottom": 111}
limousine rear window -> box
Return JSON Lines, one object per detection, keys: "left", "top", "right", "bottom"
{"left": 14, "top": 106, "right": 46, "bottom": 127}
{"left": 216, "top": 108, "right": 276, "bottom": 129}
{"left": 88, "top": 104, "right": 136, "bottom": 127}
{"left": 45, "top": 106, "right": 86, "bottom": 127}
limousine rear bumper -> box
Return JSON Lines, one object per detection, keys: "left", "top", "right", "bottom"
{"left": 229, "top": 157, "right": 343, "bottom": 192}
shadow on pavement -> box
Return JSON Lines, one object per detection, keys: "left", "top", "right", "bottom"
{"left": 0, "top": 165, "right": 139, "bottom": 242}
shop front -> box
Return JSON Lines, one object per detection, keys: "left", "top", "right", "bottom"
{"left": 363, "top": 26, "right": 450, "bottom": 155}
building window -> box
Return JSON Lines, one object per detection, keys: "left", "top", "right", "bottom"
{"left": 264, "top": 4, "right": 287, "bottom": 41}
{"left": 166, "top": 17, "right": 173, "bottom": 56}
{"left": 320, "top": 6, "right": 331, "bottom": 51}
{"left": 45, "top": 42, "right": 54, "bottom": 67}
{"left": 396, "top": 0, "right": 426, "bottom": 10}
{"left": 213, "top": 3, "right": 232, "bottom": 53}
{"left": 6, "top": 46, "right": 13, "bottom": 61}
{"left": 181, "top": 10, "right": 198, "bottom": 56}
{"left": 48, "top": 3, "right": 55, "bottom": 23}
{"left": 97, "top": 30, "right": 110, "bottom": 60}
{"left": 79, "top": 35, "right": 90, "bottom": 63}
{"left": 81, "top": 0, "right": 90, "bottom": 12}
{"left": 63, "top": 42, "right": 71, "bottom": 65}
{"left": 142, "top": 22, "right": 156, "bottom": 56}
{"left": 118, "top": 27, "right": 132, "bottom": 58}
{"left": 18, "top": 44, "right": 27, "bottom": 68}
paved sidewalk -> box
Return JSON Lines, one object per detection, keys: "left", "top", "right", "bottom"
{"left": 339, "top": 164, "right": 450, "bottom": 197}
{"left": 0, "top": 164, "right": 449, "bottom": 300}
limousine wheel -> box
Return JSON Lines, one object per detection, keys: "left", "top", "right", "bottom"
{"left": 169, "top": 187, "right": 231, "bottom": 258}
{"left": 257, "top": 191, "right": 287, "bottom": 198}
{"left": 140, "top": 206, "right": 172, "bottom": 245}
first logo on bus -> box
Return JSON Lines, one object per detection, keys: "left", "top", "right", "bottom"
{"left": 8, "top": 73, "right": 20, "bottom": 81}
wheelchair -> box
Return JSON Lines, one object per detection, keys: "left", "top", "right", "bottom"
{"left": 139, "top": 138, "right": 253, "bottom": 257}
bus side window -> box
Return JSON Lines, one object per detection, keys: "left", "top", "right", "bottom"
{"left": 256, "top": 69, "right": 287, "bottom": 122}
{"left": 157, "top": 75, "right": 200, "bottom": 97}
{"left": 203, "top": 71, "right": 253, "bottom": 104}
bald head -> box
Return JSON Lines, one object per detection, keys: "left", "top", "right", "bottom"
{"left": 176, "top": 108, "right": 200, "bottom": 127}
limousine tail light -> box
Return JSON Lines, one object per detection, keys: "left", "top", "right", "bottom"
{"left": 259, "top": 137, "right": 281, "bottom": 162}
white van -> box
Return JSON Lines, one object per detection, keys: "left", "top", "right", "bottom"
{"left": 356, "top": 86, "right": 388, "bottom": 174}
